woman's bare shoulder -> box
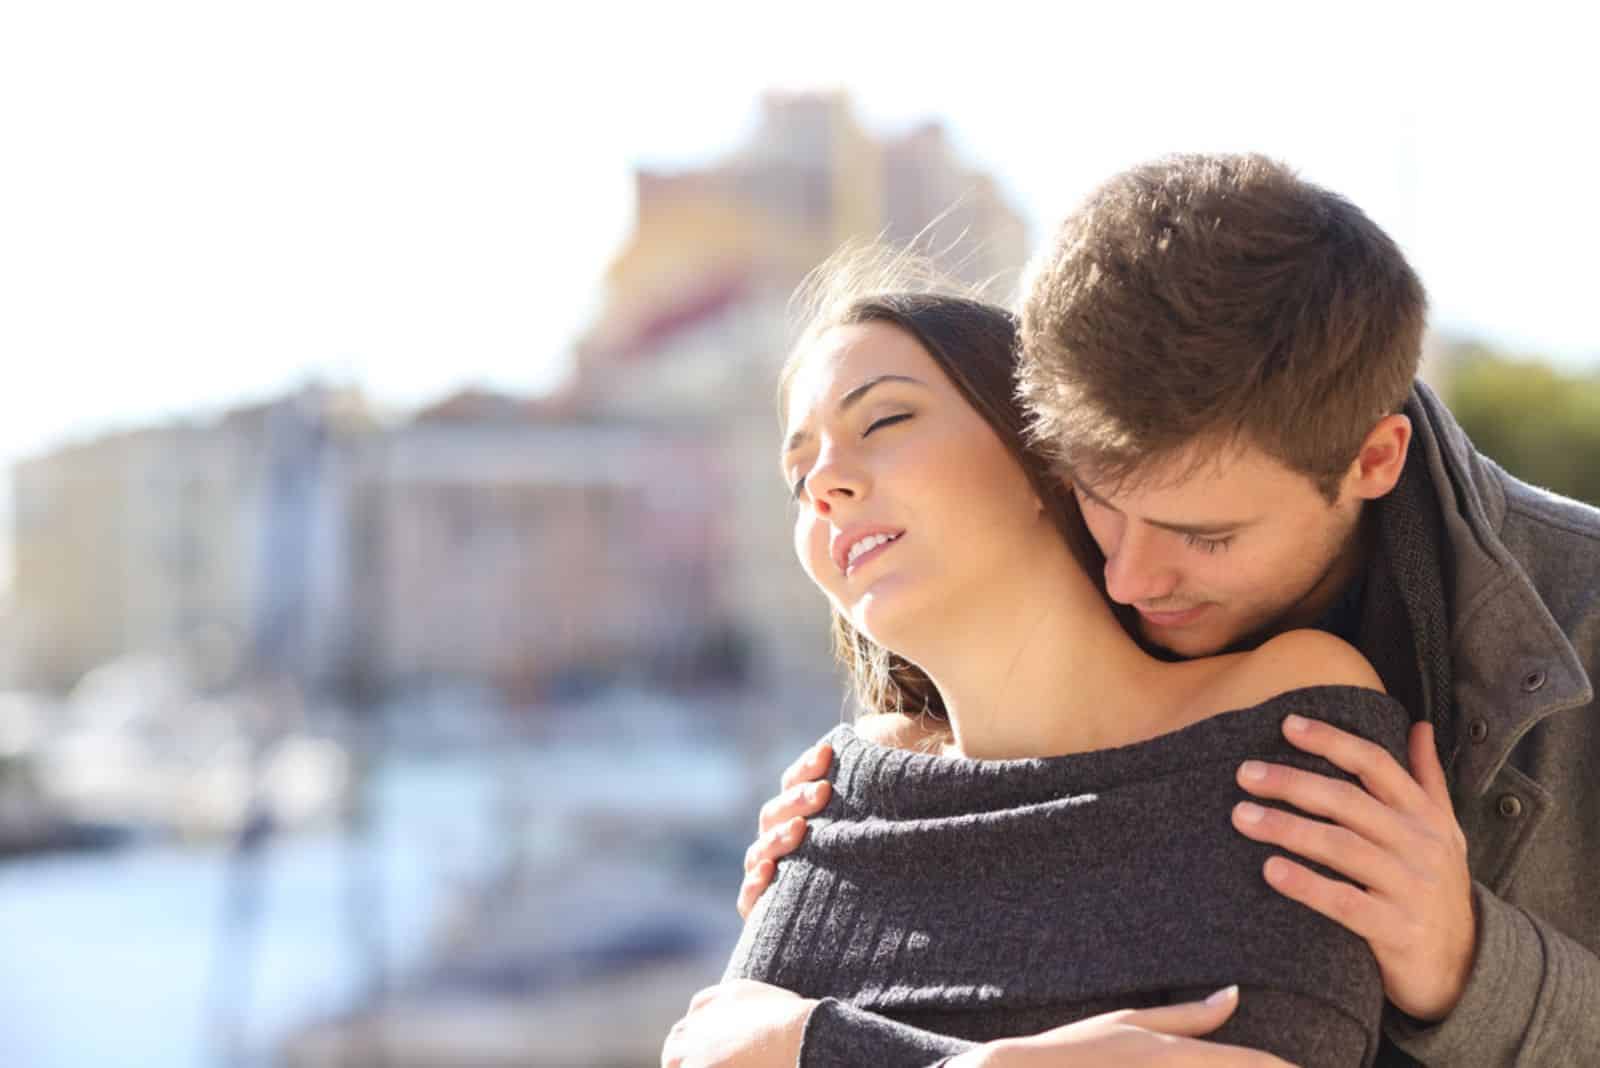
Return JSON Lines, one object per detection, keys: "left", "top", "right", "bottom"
{"left": 853, "top": 711, "right": 951, "bottom": 754}
{"left": 1199, "top": 629, "right": 1385, "bottom": 715}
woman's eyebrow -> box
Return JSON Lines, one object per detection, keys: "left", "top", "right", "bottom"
{"left": 783, "top": 374, "right": 927, "bottom": 455}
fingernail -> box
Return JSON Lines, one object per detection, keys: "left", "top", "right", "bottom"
{"left": 1206, "top": 985, "right": 1239, "bottom": 1006}
{"left": 1235, "top": 801, "right": 1265, "bottom": 825}
{"left": 1239, "top": 760, "right": 1267, "bottom": 783}
{"left": 1284, "top": 714, "right": 1309, "bottom": 734}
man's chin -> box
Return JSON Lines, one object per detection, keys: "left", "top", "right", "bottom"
{"left": 1137, "top": 617, "right": 1242, "bottom": 660}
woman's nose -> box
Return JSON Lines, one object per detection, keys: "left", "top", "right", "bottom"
{"left": 805, "top": 450, "right": 865, "bottom": 515}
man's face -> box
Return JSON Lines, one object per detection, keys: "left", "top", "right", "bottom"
{"left": 1073, "top": 442, "right": 1365, "bottom": 658}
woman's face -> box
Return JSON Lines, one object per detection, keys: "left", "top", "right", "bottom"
{"left": 782, "top": 321, "right": 1048, "bottom": 649}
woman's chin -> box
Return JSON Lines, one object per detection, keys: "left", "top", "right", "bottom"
{"left": 846, "top": 585, "right": 923, "bottom": 650}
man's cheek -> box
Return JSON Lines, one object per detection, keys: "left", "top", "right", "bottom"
{"left": 1083, "top": 517, "right": 1119, "bottom": 566}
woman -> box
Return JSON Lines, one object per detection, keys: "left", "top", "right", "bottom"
{"left": 663, "top": 271, "right": 1407, "bottom": 1067}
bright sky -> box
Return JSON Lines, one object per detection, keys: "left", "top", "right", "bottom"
{"left": 1, "top": 1, "right": 1595, "bottom": 478}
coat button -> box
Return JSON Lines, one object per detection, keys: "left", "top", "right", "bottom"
{"left": 1497, "top": 794, "right": 1524, "bottom": 819}
{"left": 1522, "top": 670, "right": 1547, "bottom": 693}
{"left": 1468, "top": 718, "right": 1489, "bottom": 743}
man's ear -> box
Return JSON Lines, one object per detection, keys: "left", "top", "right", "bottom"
{"left": 1342, "top": 414, "right": 1413, "bottom": 502}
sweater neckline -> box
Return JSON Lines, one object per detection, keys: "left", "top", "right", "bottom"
{"left": 824, "top": 684, "right": 1405, "bottom": 814}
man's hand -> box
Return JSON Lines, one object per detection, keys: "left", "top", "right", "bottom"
{"left": 736, "top": 741, "right": 834, "bottom": 920}
{"left": 1232, "top": 717, "right": 1475, "bottom": 1020}
{"left": 661, "top": 979, "right": 816, "bottom": 1068}
{"left": 947, "top": 987, "right": 1291, "bottom": 1067}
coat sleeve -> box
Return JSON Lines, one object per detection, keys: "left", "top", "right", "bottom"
{"left": 1382, "top": 881, "right": 1600, "bottom": 1065}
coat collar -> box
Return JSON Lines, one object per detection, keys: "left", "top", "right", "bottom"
{"left": 1406, "top": 381, "right": 1593, "bottom": 795}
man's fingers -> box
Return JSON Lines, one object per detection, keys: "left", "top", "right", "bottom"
{"left": 758, "top": 780, "right": 832, "bottom": 835}
{"left": 1108, "top": 985, "right": 1240, "bottom": 1038}
{"left": 1260, "top": 855, "right": 1405, "bottom": 946}
{"left": 736, "top": 860, "right": 774, "bottom": 920}
{"left": 1235, "top": 761, "right": 1401, "bottom": 851}
{"left": 779, "top": 742, "right": 833, "bottom": 792}
{"left": 1279, "top": 715, "right": 1429, "bottom": 814}
{"left": 1231, "top": 800, "right": 1410, "bottom": 893}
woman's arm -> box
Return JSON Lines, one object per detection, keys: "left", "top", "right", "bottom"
{"left": 801, "top": 987, "right": 1365, "bottom": 1068}
{"left": 668, "top": 984, "right": 1300, "bottom": 1068}
{"left": 798, "top": 997, "right": 976, "bottom": 1064}
{"left": 738, "top": 714, "right": 949, "bottom": 919}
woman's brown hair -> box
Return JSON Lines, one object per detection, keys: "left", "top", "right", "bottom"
{"left": 780, "top": 250, "right": 1123, "bottom": 726}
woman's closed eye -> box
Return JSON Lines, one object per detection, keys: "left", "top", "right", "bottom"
{"left": 788, "top": 414, "right": 913, "bottom": 501}
{"left": 863, "top": 412, "right": 912, "bottom": 436}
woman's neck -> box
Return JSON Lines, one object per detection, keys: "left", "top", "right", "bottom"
{"left": 903, "top": 537, "right": 1194, "bottom": 761}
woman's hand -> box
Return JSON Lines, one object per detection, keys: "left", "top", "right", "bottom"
{"left": 947, "top": 988, "right": 1293, "bottom": 1067}
{"left": 736, "top": 715, "right": 949, "bottom": 919}
{"left": 737, "top": 741, "right": 834, "bottom": 920}
{"left": 661, "top": 979, "right": 817, "bottom": 1068}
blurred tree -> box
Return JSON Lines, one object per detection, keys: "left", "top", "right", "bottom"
{"left": 1443, "top": 345, "right": 1600, "bottom": 507}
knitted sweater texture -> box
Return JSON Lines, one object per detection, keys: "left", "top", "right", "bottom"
{"left": 722, "top": 685, "right": 1410, "bottom": 1067}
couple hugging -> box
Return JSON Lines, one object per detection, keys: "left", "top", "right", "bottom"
{"left": 663, "top": 154, "right": 1600, "bottom": 1068}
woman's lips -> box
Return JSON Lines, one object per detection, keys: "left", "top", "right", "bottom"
{"left": 845, "top": 532, "right": 902, "bottom": 577}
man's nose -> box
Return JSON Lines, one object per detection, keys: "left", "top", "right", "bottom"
{"left": 1102, "top": 525, "right": 1180, "bottom": 605}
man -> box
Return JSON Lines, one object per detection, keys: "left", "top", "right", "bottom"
{"left": 681, "top": 155, "right": 1600, "bottom": 1066}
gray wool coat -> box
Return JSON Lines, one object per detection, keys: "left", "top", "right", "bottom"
{"left": 1381, "top": 382, "right": 1600, "bottom": 1065}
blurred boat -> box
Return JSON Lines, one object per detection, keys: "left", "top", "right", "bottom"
{"left": 276, "top": 682, "right": 777, "bottom": 1067}
{"left": 278, "top": 845, "right": 743, "bottom": 1068}
{"left": 29, "top": 655, "right": 350, "bottom": 842}
{"left": 0, "top": 691, "right": 137, "bottom": 856}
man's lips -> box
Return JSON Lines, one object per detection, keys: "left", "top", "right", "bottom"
{"left": 1136, "top": 603, "right": 1211, "bottom": 627}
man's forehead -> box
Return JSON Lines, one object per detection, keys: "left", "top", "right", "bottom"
{"left": 1075, "top": 447, "right": 1229, "bottom": 499}
{"left": 1074, "top": 441, "right": 1298, "bottom": 510}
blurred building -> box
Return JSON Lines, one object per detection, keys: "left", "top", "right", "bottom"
{"left": 8, "top": 381, "right": 735, "bottom": 704}
{"left": 8, "top": 385, "right": 369, "bottom": 693}
{"left": 571, "top": 90, "right": 1030, "bottom": 686}
{"left": 345, "top": 389, "right": 730, "bottom": 702}
{"left": 8, "top": 91, "right": 1027, "bottom": 705}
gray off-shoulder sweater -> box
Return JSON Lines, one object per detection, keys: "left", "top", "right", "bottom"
{"left": 722, "top": 686, "right": 1411, "bottom": 1068}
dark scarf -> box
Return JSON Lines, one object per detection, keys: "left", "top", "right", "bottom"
{"left": 1355, "top": 439, "right": 1457, "bottom": 770}
{"left": 1356, "top": 438, "right": 1458, "bottom": 1068}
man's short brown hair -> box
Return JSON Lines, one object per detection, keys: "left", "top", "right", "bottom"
{"left": 1019, "top": 153, "right": 1427, "bottom": 501}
